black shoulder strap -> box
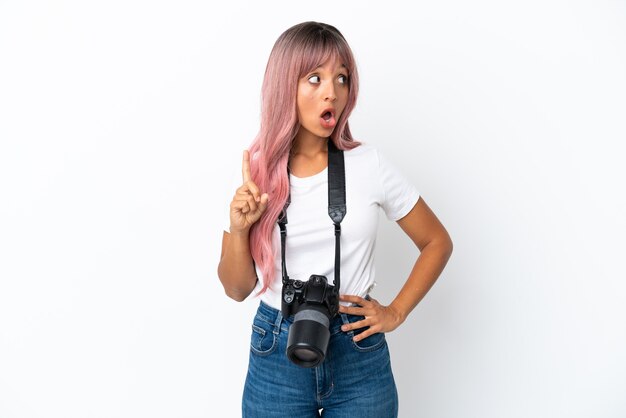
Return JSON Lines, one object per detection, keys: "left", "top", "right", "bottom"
{"left": 278, "top": 140, "right": 346, "bottom": 294}
{"left": 327, "top": 140, "right": 345, "bottom": 293}
{"left": 327, "top": 140, "right": 346, "bottom": 224}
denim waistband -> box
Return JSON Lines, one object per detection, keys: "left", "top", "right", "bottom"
{"left": 255, "top": 297, "right": 370, "bottom": 335}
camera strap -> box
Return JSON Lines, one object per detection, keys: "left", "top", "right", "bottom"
{"left": 277, "top": 139, "right": 346, "bottom": 295}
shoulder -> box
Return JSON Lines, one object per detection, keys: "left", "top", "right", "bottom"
{"left": 343, "top": 141, "right": 380, "bottom": 164}
{"left": 344, "top": 141, "right": 375, "bottom": 155}
{"left": 344, "top": 142, "right": 393, "bottom": 175}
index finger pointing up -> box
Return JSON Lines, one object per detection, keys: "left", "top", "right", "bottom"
{"left": 242, "top": 150, "right": 251, "bottom": 183}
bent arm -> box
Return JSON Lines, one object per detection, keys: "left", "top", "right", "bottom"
{"left": 389, "top": 197, "right": 453, "bottom": 321}
{"left": 217, "top": 229, "right": 258, "bottom": 302}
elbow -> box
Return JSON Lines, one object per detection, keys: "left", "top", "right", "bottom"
{"left": 217, "top": 268, "right": 247, "bottom": 302}
{"left": 445, "top": 235, "right": 454, "bottom": 256}
{"left": 443, "top": 234, "right": 454, "bottom": 260}
{"left": 218, "top": 271, "right": 253, "bottom": 303}
{"left": 218, "top": 276, "right": 250, "bottom": 302}
{"left": 428, "top": 233, "right": 453, "bottom": 260}
{"left": 224, "top": 288, "right": 248, "bottom": 302}
{"left": 217, "top": 260, "right": 257, "bottom": 302}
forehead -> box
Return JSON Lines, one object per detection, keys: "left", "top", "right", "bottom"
{"left": 312, "top": 55, "right": 348, "bottom": 72}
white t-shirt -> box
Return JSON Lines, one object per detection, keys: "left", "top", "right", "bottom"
{"left": 222, "top": 143, "right": 420, "bottom": 310}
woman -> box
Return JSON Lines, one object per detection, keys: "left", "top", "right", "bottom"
{"left": 218, "top": 21, "right": 453, "bottom": 417}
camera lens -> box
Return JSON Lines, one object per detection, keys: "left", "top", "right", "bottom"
{"left": 291, "top": 347, "right": 318, "bottom": 363}
{"left": 286, "top": 307, "right": 331, "bottom": 368}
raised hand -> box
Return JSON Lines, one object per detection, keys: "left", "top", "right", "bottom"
{"left": 229, "top": 150, "right": 270, "bottom": 234}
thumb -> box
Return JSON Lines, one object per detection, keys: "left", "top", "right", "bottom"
{"left": 258, "top": 193, "right": 270, "bottom": 213}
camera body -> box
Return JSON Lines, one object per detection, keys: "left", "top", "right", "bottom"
{"left": 281, "top": 275, "right": 339, "bottom": 368}
{"left": 281, "top": 274, "right": 339, "bottom": 318}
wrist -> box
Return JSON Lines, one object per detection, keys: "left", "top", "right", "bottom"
{"left": 229, "top": 225, "right": 251, "bottom": 236}
{"left": 389, "top": 301, "right": 408, "bottom": 324}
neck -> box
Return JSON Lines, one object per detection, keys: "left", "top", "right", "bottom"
{"left": 291, "top": 129, "right": 328, "bottom": 158}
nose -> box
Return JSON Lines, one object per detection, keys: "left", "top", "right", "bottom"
{"left": 324, "top": 82, "right": 337, "bottom": 102}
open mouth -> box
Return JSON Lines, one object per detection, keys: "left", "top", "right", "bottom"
{"left": 320, "top": 108, "right": 337, "bottom": 129}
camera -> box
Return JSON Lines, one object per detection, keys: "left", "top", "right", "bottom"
{"left": 281, "top": 274, "right": 339, "bottom": 368}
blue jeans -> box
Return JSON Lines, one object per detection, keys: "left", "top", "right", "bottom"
{"left": 242, "top": 300, "right": 399, "bottom": 417}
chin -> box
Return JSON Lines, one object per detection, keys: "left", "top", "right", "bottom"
{"left": 300, "top": 122, "right": 336, "bottom": 139}
{"left": 317, "top": 128, "right": 336, "bottom": 138}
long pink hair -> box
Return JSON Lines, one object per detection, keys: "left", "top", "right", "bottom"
{"left": 248, "top": 21, "right": 361, "bottom": 296}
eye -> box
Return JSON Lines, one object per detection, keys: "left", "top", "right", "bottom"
{"left": 338, "top": 74, "right": 348, "bottom": 84}
{"left": 308, "top": 75, "right": 321, "bottom": 84}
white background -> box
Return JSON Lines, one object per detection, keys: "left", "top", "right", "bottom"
{"left": 1, "top": 1, "right": 625, "bottom": 417}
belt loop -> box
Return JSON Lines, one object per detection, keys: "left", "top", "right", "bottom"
{"left": 273, "top": 308, "right": 283, "bottom": 335}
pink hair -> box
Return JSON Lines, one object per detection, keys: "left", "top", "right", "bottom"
{"left": 248, "top": 21, "right": 361, "bottom": 296}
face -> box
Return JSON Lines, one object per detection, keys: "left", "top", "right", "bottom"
{"left": 295, "top": 55, "right": 350, "bottom": 142}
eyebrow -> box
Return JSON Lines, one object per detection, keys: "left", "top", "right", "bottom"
{"left": 313, "top": 64, "right": 348, "bottom": 72}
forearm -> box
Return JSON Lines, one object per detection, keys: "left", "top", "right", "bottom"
{"left": 389, "top": 238, "right": 453, "bottom": 321}
{"left": 217, "top": 230, "right": 258, "bottom": 302}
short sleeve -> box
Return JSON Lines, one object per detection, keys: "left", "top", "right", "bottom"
{"left": 376, "top": 149, "right": 420, "bottom": 221}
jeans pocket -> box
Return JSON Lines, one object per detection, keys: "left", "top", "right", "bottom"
{"left": 250, "top": 317, "right": 278, "bottom": 356}
{"left": 348, "top": 315, "right": 387, "bottom": 352}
